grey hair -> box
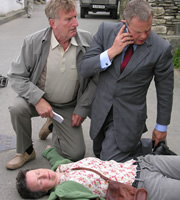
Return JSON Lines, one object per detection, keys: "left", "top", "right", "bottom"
{"left": 123, "top": 0, "right": 153, "bottom": 25}
{"left": 45, "top": 0, "right": 76, "bottom": 20}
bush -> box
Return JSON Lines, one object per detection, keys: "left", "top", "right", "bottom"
{"left": 173, "top": 45, "right": 180, "bottom": 69}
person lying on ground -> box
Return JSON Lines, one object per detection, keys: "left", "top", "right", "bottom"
{"left": 16, "top": 146, "right": 179, "bottom": 200}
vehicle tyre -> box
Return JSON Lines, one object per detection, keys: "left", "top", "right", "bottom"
{"left": 111, "top": 9, "right": 117, "bottom": 19}
{"left": 80, "top": 7, "right": 85, "bottom": 18}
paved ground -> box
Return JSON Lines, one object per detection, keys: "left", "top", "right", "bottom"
{"left": 0, "top": 2, "right": 180, "bottom": 200}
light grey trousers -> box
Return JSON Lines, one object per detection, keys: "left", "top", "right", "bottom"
{"left": 24, "top": 0, "right": 33, "bottom": 16}
{"left": 137, "top": 155, "right": 180, "bottom": 200}
{"left": 9, "top": 96, "right": 85, "bottom": 161}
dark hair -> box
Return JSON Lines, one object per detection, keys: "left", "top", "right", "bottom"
{"left": 16, "top": 169, "right": 48, "bottom": 199}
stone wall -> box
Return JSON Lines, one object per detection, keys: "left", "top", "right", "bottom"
{"left": 148, "top": 0, "right": 180, "bottom": 35}
{"left": 119, "top": 0, "right": 180, "bottom": 53}
{"left": 149, "top": 0, "right": 180, "bottom": 53}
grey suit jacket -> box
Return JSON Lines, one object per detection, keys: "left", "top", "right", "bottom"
{"left": 80, "top": 22, "right": 174, "bottom": 152}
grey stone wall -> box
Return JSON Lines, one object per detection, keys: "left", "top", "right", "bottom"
{"left": 149, "top": 0, "right": 180, "bottom": 53}
{"left": 148, "top": 0, "right": 180, "bottom": 35}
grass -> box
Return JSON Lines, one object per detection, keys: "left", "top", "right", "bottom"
{"left": 173, "top": 45, "right": 180, "bottom": 69}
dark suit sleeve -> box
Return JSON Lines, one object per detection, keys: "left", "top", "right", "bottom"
{"left": 80, "top": 22, "right": 108, "bottom": 78}
{"left": 154, "top": 44, "right": 174, "bottom": 125}
{"left": 73, "top": 74, "right": 98, "bottom": 118}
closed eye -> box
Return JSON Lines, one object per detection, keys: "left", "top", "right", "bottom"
{"left": 36, "top": 170, "right": 40, "bottom": 175}
{"left": 37, "top": 178, "right": 43, "bottom": 189}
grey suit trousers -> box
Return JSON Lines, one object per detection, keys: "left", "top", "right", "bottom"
{"left": 94, "top": 108, "right": 152, "bottom": 162}
{"left": 9, "top": 96, "right": 85, "bottom": 161}
{"left": 137, "top": 155, "right": 180, "bottom": 200}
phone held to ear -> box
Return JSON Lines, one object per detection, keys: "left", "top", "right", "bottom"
{"left": 124, "top": 23, "right": 128, "bottom": 33}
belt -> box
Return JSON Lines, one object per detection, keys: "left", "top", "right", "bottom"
{"left": 132, "top": 161, "right": 141, "bottom": 188}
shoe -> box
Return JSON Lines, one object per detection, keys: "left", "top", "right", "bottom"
{"left": 39, "top": 118, "right": 53, "bottom": 140}
{"left": 6, "top": 150, "right": 36, "bottom": 170}
{"left": 153, "top": 142, "right": 177, "bottom": 155}
{"left": 16, "top": 0, "right": 23, "bottom": 4}
{"left": 27, "top": 14, "right": 31, "bottom": 18}
{"left": 40, "top": 0, "right": 46, "bottom": 4}
{"left": 34, "top": 0, "right": 41, "bottom": 5}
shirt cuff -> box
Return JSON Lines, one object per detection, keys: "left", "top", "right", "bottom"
{"left": 100, "top": 50, "right": 112, "bottom": 69}
{"left": 155, "top": 124, "right": 168, "bottom": 132}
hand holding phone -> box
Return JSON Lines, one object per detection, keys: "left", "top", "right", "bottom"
{"left": 108, "top": 22, "right": 134, "bottom": 60}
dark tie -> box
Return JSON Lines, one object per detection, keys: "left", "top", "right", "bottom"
{"left": 120, "top": 44, "right": 134, "bottom": 73}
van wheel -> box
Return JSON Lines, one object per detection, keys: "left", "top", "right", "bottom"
{"left": 80, "top": 7, "right": 85, "bottom": 18}
{"left": 111, "top": 9, "right": 117, "bottom": 19}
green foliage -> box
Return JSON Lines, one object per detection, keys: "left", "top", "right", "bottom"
{"left": 173, "top": 45, "right": 180, "bottom": 69}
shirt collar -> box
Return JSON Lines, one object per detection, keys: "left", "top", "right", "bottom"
{"left": 124, "top": 44, "right": 137, "bottom": 51}
{"left": 51, "top": 31, "right": 59, "bottom": 49}
{"left": 71, "top": 37, "right": 78, "bottom": 47}
{"left": 51, "top": 31, "right": 78, "bottom": 49}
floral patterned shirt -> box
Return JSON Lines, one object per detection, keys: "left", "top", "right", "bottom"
{"left": 56, "top": 157, "right": 137, "bottom": 197}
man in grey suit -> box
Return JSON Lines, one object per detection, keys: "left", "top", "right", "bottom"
{"left": 80, "top": 0, "right": 174, "bottom": 162}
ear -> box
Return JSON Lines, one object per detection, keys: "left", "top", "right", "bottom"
{"left": 49, "top": 18, "right": 56, "bottom": 29}
{"left": 121, "top": 20, "right": 126, "bottom": 24}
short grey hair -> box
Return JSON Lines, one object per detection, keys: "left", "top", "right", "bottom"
{"left": 45, "top": 0, "right": 76, "bottom": 20}
{"left": 123, "top": 0, "right": 153, "bottom": 25}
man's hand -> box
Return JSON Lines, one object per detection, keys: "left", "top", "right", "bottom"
{"left": 35, "top": 98, "right": 53, "bottom": 118}
{"left": 152, "top": 129, "right": 167, "bottom": 147}
{"left": 108, "top": 23, "right": 134, "bottom": 60}
{"left": 72, "top": 114, "right": 85, "bottom": 127}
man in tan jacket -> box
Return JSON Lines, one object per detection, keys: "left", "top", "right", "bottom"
{"left": 6, "top": 0, "right": 96, "bottom": 170}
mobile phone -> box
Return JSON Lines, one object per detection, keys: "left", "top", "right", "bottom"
{"left": 124, "top": 23, "right": 128, "bottom": 33}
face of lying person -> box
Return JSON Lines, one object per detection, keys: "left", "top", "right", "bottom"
{"left": 26, "top": 169, "right": 60, "bottom": 192}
